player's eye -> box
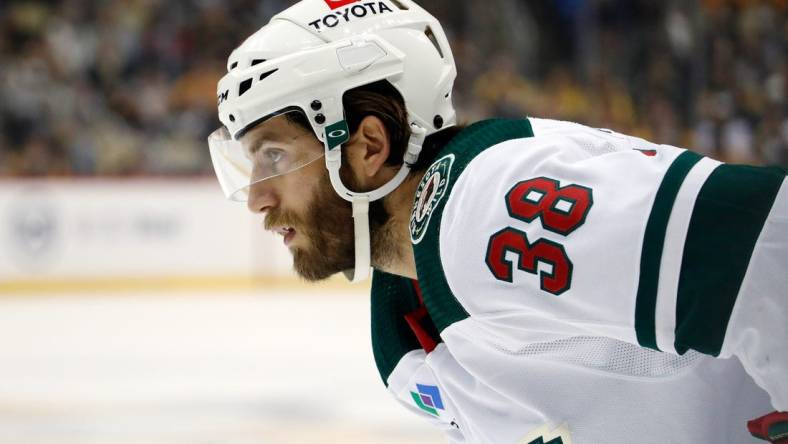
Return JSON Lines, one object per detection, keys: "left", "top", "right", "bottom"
{"left": 261, "top": 148, "right": 289, "bottom": 174}
{"left": 265, "top": 148, "right": 284, "bottom": 164}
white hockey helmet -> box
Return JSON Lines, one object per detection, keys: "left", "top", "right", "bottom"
{"left": 209, "top": 0, "right": 457, "bottom": 281}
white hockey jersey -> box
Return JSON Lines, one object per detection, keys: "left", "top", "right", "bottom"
{"left": 370, "top": 118, "right": 788, "bottom": 444}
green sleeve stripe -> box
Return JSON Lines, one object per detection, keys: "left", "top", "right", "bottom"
{"left": 635, "top": 150, "right": 703, "bottom": 350}
{"left": 414, "top": 119, "right": 535, "bottom": 333}
{"left": 674, "top": 165, "right": 785, "bottom": 356}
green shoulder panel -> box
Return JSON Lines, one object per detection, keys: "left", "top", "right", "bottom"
{"left": 410, "top": 119, "right": 535, "bottom": 333}
{"left": 370, "top": 270, "right": 422, "bottom": 386}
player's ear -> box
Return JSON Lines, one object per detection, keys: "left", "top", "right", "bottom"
{"left": 347, "top": 115, "right": 391, "bottom": 179}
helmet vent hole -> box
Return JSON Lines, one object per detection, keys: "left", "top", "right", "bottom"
{"left": 251, "top": 59, "right": 266, "bottom": 67}
{"left": 390, "top": 0, "right": 409, "bottom": 10}
{"left": 229, "top": 114, "right": 236, "bottom": 122}
{"left": 259, "top": 68, "right": 279, "bottom": 81}
{"left": 424, "top": 26, "right": 444, "bottom": 59}
{"left": 434, "top": 115, "right": 444, "bottom": 129}
{"left": 238, "top": 78, "right": 253, "bottom": 97}
{"left": 230, "top": 61, "right": 238, "bottom": 70}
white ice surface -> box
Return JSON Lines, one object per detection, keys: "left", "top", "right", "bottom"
{"left": 0, "top": 290, "right": 443, "bottom": 444}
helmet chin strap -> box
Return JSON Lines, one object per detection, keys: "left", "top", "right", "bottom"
{"left": 325, "top": 124, "right": 427, "bottom": 283}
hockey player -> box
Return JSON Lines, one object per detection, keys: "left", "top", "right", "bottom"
{"left": 208, "top": 1, "right": 788, "bottom": 442}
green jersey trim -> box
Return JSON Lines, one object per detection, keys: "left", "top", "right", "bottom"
{"left": 674, "top": 165, "right": 785, "bottom": 356}
{"left": 412, "top": 119, "right": 535, "bottom": 333}
{"left": 635, "top": 151, "right": 703, "bottom": 350}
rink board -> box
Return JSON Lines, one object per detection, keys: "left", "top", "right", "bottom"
{"left": 0, "top": 178, "right": 294, "bottom": 292}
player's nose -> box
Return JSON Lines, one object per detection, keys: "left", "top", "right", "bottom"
{"left": 247, "top": 180, "right": 278, "bottom": 214}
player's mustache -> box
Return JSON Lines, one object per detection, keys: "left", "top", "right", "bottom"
{"left": 263, "top": 209, "right": 304, "bottom": 231}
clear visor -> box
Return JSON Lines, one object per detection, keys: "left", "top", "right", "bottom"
{"left": 208, "top": 113, "right": 325, "bottom": 202}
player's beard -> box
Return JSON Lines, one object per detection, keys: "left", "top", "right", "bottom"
{"left": 264, "top": 168, "right": 395, "bottom": 282}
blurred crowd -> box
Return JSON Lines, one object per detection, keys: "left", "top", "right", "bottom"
{"left": 0, "top": 0, "right": 785, "bottom": 177}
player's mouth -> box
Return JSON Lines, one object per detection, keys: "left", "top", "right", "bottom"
{"left": 274, "top": 227, "right": 297, "bottom": 246}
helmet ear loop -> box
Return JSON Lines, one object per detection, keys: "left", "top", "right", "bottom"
{"left": 324, "top": 145, "right": 373, "bottom": 283}
{"left": 324, "top": 123, "right": 428, "bottom": 282}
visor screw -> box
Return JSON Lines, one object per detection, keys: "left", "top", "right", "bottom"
{"left": 315, "top": 113, "right": 326, "bottom": 125}
{"left": 434, "top": 115, "right": 444, "bottom": 129}
{"left": 311, "top": 100, "right": 323, "bottom": 111}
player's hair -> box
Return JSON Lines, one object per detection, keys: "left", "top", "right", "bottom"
{"left": 287, "top": 80, "right": 463, "bottom": 171}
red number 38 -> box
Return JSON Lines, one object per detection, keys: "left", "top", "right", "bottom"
{"left": 485, "top": 177, "right": 593, "bottom": 295}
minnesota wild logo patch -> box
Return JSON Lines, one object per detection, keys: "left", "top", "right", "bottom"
{"left": 410, "top": 154, "right": 454, "bottom": 245}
